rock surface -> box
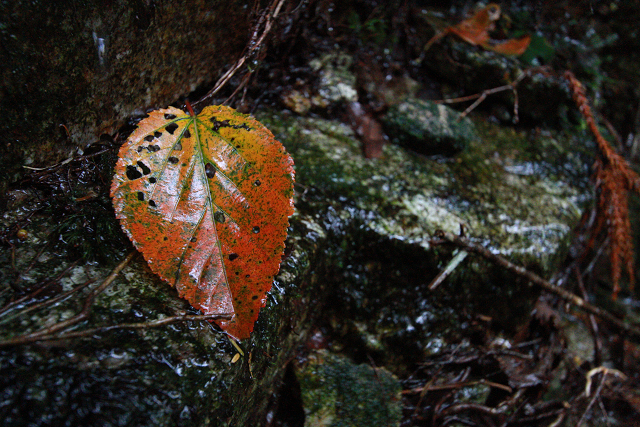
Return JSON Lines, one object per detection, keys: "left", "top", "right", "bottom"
{"left": 0, "top": 103, "right": 588, "bottom": 425}
{"left": 0, "top": 0, "right": 250, "bottom": 192}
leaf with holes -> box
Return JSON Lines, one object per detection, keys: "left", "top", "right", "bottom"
{"left": 111, "top": 105, "right": 295, "bottom": 340}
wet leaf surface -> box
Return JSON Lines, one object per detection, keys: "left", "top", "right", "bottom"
{"left": 111, "top": 105, "right": 295, "bottom": 340}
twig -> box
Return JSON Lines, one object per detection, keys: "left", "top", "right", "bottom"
{"left": 193, "top": 0, "right": 287, "bottom": 108}
{"left": 0, "top": 251, "right": 136, "bottom": 347}
{"left": 433, "top": 68, "right": 541, "bottom": 122}
{"left": 0, "top": 280, "right": 93, "bottom": 325}
{"left": 431, "top": 232, "right": 640, "bottom": 338}
{"left": 0, "top": 260, "right": 79, "bottom": 317}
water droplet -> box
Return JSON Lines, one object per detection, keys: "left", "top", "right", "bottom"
{"left": 252, "top": 226, "right": 260, "bottom": 234}
{"left": 190, "top": 237, "right": 197, "bottom": 243}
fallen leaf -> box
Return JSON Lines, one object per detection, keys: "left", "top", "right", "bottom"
{"left": 424, "top": 4, "right": 531, "bottom": 57}
{"left": 111, "top": 105, "right": 295, "bottom": 340}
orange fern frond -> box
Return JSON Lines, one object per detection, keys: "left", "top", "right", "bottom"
{"left": 564, "top": 71, "right": 640, "bottom": 298}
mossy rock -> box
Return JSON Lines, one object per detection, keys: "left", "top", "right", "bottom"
{"left": 297, "top": 350, "right": 402, "bottom": 427}
{"left": 382, "top": 97, "right": 477, "bottom": 155}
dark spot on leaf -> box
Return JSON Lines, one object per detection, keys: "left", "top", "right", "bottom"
{"left": 235, "top": 271, "right": 239, "bottom": 275}
{"left": 154, "top": 131, "right": 162, "bottom": 138}
{"left": 149, "top": 177, "right": 157, "bottom": 183}
{"left": 214, "top": 211, "right": 225, "bottom": 223}
{"left": 164, "top": 113, "right": 176, "bottom": 120}
{"left": 228, "top": 253, "right": 238, "bottom": 261}
{"left": 252, "top": 295, "right": 258, "bottom": 300}
{"left": 183, "top": 129, "right": 191, "bottom": 138}
{"left": 254, "top": 180, "right": 261, "bottom": 186}
{"left": 250, "top": 309, "right": 254, "bottom": 314}
{"left": 168, "top": 156, "right": 179, "bottom": 164}
{"left": 137, "top": 191, "right": 144, "bottom": 201}
{"left": 205, "top": 163, "right": 216, "bottom": 179}
{"left": 163, "top": 236, "right": 168, "bottom": 241}
{"left": 174, "top": 142, "right": 182, "bottom": 151}
{"left": 149, "top": 144, "right": 160, "bottom": 152}
{"left": 190, "top": 237, "right": 197, "bottom": 243}
{"left": 137, "top": 146, "right": 145, "bottom": 153}
{"left": 144, "top": 135, "right": 154, "bottom": 142}
{"left": 245, "top": 274, "right": 250, "bottom": 278}
{"left": 166, "top": 123, "right": 179, "bottom": 134}
{"left": 137, "top": 161, "right": 151, "bottom": 175}
{"left": 149, "top": 200, "right": 157, "bottom": 207}
{"left": 126, "top": 165, "right": 142, "bottom": 180}
{"left": 252, "top": 226, "right": 260, "bottom": 234}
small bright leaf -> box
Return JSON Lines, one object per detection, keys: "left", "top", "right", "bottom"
{"left": 111, "top": 105, "right": 295, "bottom": 340}
{"left": 425, "top": 3, "right": 531, "bottom": 57}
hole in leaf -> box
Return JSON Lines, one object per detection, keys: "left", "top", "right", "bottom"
{"left": 183, "top": 129, "right": 191, "bottom": 138}
{"left": 149, "top": 200, "right": 157, "bottom": 207}
{"left": 174, "top": 142, "right": 182, "bottom": 151}
{"left": 252, "top": 295, "right": 258, "bottom": 300}
{"left": 252, "top": 226, "right": 260, "bottom": 234}
{"left": 149, "top": 144, "right": 161, "bottom": 152}
{"left": 126, "top": 165, "right": 142, "bottom": 180}
{"left": 144, "top": 135, "right": 154, "bottom": 142}
{"left": 166, "top": 123, "right": 179, "bottom": 134}
{"left": 149, "top": 177, "right": 157, "bottom": 183}
{"left": 228, "top": 253, "right": 239, "bottom": 261}
{"left": 137, "top": 161, "right": 151, "bottom": 175}
{"left": 137, "top": 146, "right": 145, "bottom": 153}
{"left": 163, "top": 236, "right": 168, "bottom": 241}
{"left": 164, "top": 113, "right": 177, "bottom": 120}
{"left": 168, "top": 156, "right": 179, "bottom": 164}
{"left": 154, "top": 131, "right": 162, "bottom": 138}
{"left": 205, "top": 163, "right": 216, "bottom": 179}
{"left": 137, "top": 191, "right": 144, "bottom": 201}
{"left": 214, "top": 211, "right": 225, "bottom": 223}
{"left": 254, "top": 180, "right": 261, "bottom": 186}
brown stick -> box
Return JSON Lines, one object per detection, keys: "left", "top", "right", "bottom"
{"left": 0, "top": 251, "right": 136, "bottom": 347}
{"left": 432, "top": 232, "right": 640, "bottom": 337}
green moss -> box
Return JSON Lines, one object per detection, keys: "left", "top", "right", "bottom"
{"left": 297, "top": 350, "right": 402, "bottom": 427}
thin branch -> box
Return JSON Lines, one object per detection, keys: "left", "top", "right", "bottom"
{"left": 193, "top": 0, "right": 287, "bottom": 108}
{"left": 0, "top": 251, "right": 136, "bottom": 347}
{"left": 431, "top": 232, "right": 640, "bottom": 338}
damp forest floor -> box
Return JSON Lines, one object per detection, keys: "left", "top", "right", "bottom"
{"left": 3, "top": 1, "right": 640, "bottom": 427}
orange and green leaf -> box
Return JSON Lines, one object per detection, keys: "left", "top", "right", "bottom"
{"left": 111, "top": 105, "right": 295, "bottom": 340}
